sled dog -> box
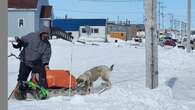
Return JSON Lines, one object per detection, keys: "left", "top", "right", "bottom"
{"left": 76, "top": 64, "right": 114, "bottom": 94}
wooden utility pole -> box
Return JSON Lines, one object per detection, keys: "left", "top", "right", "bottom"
{"left": 168, "top": 13, "right": 174, "bottom": 30}
{"left": 144, "top": 0, "right": 158, "bottom": 89}
{"left": 0, "top": 0, "right": 8, "bottom": 109}
{"left": 186, "top": 0, "right": 191, "bottom": 53}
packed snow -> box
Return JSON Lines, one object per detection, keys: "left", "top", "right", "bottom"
{"left": 8, "top": 39, "right": 195, "bottom": 110}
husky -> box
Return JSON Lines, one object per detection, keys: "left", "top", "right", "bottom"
{"left": 76, "top": 64, "right": 114, "bottom": 95}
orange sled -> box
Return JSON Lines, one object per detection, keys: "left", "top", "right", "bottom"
{"left": 46, "top": 70, "right": 77, "bottom": 89}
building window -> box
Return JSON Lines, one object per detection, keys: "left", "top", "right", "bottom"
{"left": 94, "top": 28, "right": 99, "bottom": 33}
{"left": 18, "top": 18, "right": 24, "bottom": 27}
{"left": 82, "top": 28, "right": 86, "bottom": 33}
{"left": 121, "top": 33, "right": 124, "bottom": 36}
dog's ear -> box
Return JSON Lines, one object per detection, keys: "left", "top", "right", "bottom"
{"left": 77, "top": 78, "right": 84, "bottom": 84}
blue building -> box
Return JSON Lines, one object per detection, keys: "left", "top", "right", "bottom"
{"left": 53, "top": 19, "right": 107, "bottom": 42}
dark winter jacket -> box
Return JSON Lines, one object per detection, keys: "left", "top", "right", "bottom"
{"left": 18, "top": 32, "right": 51, "bottom": 67}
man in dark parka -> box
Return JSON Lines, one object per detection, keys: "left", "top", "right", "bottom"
{"left": 12, "top": 27, "right": 51, "bottom": 99}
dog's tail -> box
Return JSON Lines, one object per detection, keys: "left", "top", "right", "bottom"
{"left": 110, "top": 64, "right": 114, "bottom": 71}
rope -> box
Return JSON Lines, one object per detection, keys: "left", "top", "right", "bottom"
{"left": 8, "top": 53, "right": 20, "bottom": 59}
{"left": 68, "top": 41, "right": 74, "bottom": 96}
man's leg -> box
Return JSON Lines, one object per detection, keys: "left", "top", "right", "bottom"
{"left": 15, "top": 62, "right": 32, "bottom": 100}
{"left": 33, "top": 63, "right": 48, "bottom": 88}
{"left": 17, "top": 62, "right": 31, "bottom": 82}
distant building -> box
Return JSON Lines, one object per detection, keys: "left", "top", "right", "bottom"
{"left": 53, "top": 19, "right": 107, "bottom": 42}
{"left": 136, "top": 31, "right": 145, "bottom": 38}
{"left": 8, "top": 0, "right": 53, "bottom": 37}
{"left": 135, "top": 24, "right": 145, "bottom": 38}
{"left": 107, "top": 22, "right": 145, "bottom": 40}
{"left": 107, "top": 23, "right": 132, "bottom": 40}
{"left": 109, "top": 32, "right": 127, "bottom": 41}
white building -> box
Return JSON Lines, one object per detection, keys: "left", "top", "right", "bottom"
{"left": 8, "top": 0, "right": 53, "bottom": 37}
{"left": 53, "top": 19, "right": 107, "bottom": 42}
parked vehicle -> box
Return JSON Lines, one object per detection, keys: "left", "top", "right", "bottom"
{"left": 133, "top": 37, "right": 142, "bottom": 43}
{"left": 159, "top": 36, "right": 176, "bottom": 47}
{"left": 177, "top": 37, "right": 195, "bottom": 50}
{"left": 163, "top": 39, "right": 176, "bottom": 47}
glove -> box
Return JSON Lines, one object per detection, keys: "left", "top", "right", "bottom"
{"left": 44, "top": 65, "right": 49, "bottom": 71}
{"left": 12, "top": 42, "right": 22, "bottom": 50}
{"left": 15, "top": 36, "right": 22, "bottom": 43}
{"left": 12, "top": 36, "right": 26, "bottom": 51}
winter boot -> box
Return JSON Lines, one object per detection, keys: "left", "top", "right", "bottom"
{"left": 14, "top": 81, "right": 28, "bottom": 100}
{"left": 37, "top": 87, "right": 48, "bottom": 100}
{"left": 27, "top": 81, "right": 48, "bottom": 100}
{"left": 14, "top": 81, "right": 27, "bottom": 100}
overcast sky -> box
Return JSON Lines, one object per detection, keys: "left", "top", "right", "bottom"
{"left": 49, "top": 0, "right": 195, "bottom": 29}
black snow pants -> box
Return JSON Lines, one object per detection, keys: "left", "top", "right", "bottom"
{"left": 17, "top": 61, "right": 48, "bottom": 88}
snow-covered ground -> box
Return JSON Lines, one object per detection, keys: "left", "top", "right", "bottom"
{"left": 8, "top": 39, "right": 195, "bottom": 110}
